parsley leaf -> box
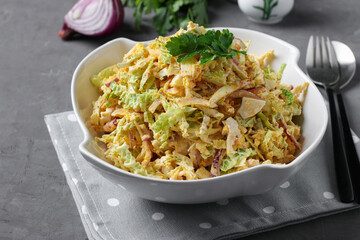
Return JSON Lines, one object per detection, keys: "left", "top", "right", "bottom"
{"left": 165, "top": 32, "right": 198, "bottom": 56}
{"left": 165, "top": 29, "right": 247, "bottom": 65}
{"left": 134, "top": 1, "right": 145, "bottom": 31}
{"left": 191, "top": 0, "right": 208, "bottom": 28}
{"left": 281, "top": 88, "right": 293, "bottom": 106}
{"left": 153, "top": 7, "right": 173, "bottom": 35}
{"left": 122, "top": 0, "right": 209, "bottom": 36}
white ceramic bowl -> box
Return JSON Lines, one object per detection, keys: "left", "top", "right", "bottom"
{"left": 71, "top": 28, "right": 328, "bottom": 204}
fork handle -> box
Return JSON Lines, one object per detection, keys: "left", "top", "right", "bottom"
{"left": 326, "top": 87, "right": 354, "bottom": 203}
{"left": 336, "top": 93, "right": 360, "bottom": 203}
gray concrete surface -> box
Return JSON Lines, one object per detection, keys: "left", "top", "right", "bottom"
{"left": 1, "top": 0, "right": 360, "bottom": 239}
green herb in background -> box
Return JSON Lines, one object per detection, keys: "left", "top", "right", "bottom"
{"left": 121, "top": 0, "right": 209, "bottom": 35}
{"left": 166, "top": 29, "right": 247, "bottom": 65}
{"left": 281, "top": 87, "right": 293, "bottom": 106}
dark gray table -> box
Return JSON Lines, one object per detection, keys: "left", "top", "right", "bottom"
{"left": 1, "top": 0, "right": 360, "bottom": 239}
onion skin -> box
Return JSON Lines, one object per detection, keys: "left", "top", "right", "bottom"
{"left": 58, "top": 23, "right": 75, "bottom": 39}
{"left": 59, "top": 0, "right": 124, "bottom": 40}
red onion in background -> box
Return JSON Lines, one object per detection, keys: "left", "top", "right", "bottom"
{"left": 58, "top": 0, "right": 124, "bottom": 40}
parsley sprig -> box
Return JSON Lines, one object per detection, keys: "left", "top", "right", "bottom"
{"left": 165, "top": 29, "right": 247, "bottom": 65}
{"left": 121, "top": 0, "right": 209, "bottom": 36}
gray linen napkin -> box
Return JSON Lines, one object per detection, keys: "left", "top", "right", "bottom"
{"left": 44, "top": 111, "right": 360, "bottom": 240}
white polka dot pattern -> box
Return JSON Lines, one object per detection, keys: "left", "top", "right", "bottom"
{"left": 67, "top": 113, "right": 77, "bottom": 122}
{"left": 61, "top": 163, "right": 68, "bottom": 171}
{"left": 323, "top": 192, "right": 335, "bottom": 199}
{"left": 72, "top": 178, "right": 78, "bottom": 185}
{"left": 81, "top": 205, "right": 88, "bottom": 214}
{"left": 151, "top": 212, "right": 164, "bottom": 221}
{"left": 107, "top": 198, "right": 120, "bottom": 207}
{"left": 199, "top": 222, "right": 212, "bottom": 229}
{"left": 262, "top": 206, "right": 275, "bottom": 214}
{"left": 280, "top": 181, "right": 290, "bottom": 189}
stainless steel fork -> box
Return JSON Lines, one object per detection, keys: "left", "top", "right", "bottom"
{"left": 306, "top": 36, "right": 354, "bottom": 203}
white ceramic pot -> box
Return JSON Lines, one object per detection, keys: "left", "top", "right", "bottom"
{"left": 238, "top": 0, "right": 294, "bottom": 24}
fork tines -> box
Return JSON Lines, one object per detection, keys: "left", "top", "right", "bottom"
{"left": 307, "top": 35, "right": 338, "bottom": 69}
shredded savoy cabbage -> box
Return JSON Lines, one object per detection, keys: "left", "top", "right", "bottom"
{"left": 89, "top": 22, "right": 308, "bottom": 180}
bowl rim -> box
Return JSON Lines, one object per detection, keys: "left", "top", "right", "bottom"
{"left": 71, "top": 27, "right": 328, "bottom": 184}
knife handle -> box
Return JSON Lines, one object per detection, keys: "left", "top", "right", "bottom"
{"left": 336, "top": 93, "right": 360, "bottom": 203}
{"left": 326, "top": 87, "right": 354, "bottom": 203}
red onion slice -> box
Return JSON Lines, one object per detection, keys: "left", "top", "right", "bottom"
{"left": 232, "top": 56, "right": 240, "bottom": 66}
{"left": 246, "top": 86, "right": 266, "bottom": 92}
{"left": 105, "top": 77, "right": 119, "bottom": 87}
{"left": 142, "top": 136, "right": 150, "bottom": 141}
{"left": 129, "top": 131, "right": 135, "bottom": 149}
{"left": 210, "top": 149, "right": 225, "bottom": 177}
{"left": 278, "top": 118, "right": 301, "bottom": 150}
{"left": 103, "top": 118, "right": 118, "bottom": 132}
{"left": 229, "top": 89, "right": 263, "bottom": 100}
{"left": 232, "top": 38, "right": 247, "bottom": 50}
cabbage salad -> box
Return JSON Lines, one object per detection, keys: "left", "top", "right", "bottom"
{"left": 89, "top": 22, "right": 308, "bottom": 180}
